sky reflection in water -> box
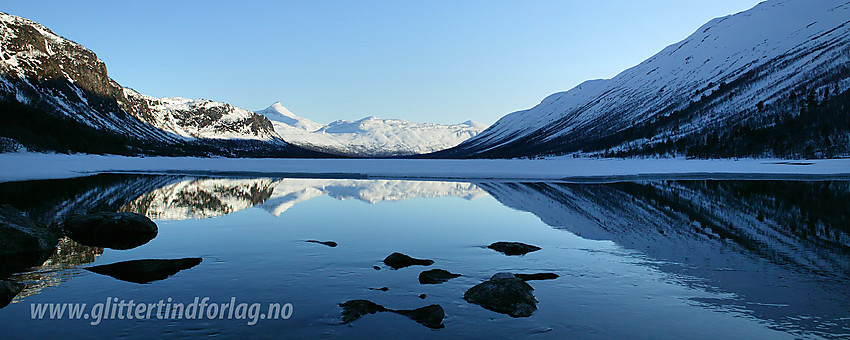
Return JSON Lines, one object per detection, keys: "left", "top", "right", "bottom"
{"left": 0, "top": 175, "right": 847, "bottom": 339}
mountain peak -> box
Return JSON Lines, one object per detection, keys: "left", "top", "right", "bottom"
{"left": 256, "top": 102, "right": 323, "bottom": 132}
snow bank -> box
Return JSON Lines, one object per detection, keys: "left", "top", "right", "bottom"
{"left": 2, "top": 153, "right": 849, "bottom": 183}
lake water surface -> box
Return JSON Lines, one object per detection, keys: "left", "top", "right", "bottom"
{"left": 0, "top": 175, "right": 847, "bottom": 339}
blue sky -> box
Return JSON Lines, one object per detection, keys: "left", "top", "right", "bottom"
{"left": 2, "top": 1, "right": 763, "bottom": 125}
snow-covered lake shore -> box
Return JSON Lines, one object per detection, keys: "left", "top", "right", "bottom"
{"left": 1, "top": 152, "right": 849, "bottom": 183}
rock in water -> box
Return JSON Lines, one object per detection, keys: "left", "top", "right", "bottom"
{"left": 0, "top": 204, "right": 58, "bottom": 275}
{"left": 395, "top": 304, "right": 445, "bottom": 329}
{"left": 339, "top": 300, "right": 388, "bottom": 324}
{"left": 86, "top": 258, "right": 202, "bottom": 284}
{"left": 463, "top": 272, "right": 538, "bottom": 317}
{"left": 418, "top": 269, "right": 461, "bottom": 284}
{"left": 382, "top": 252, "right": 434, "bottom": 269}
{"left": 339, "top": 299, "right": 445, "bottom": 329}
{"left": 306, "top": 240, "right": 337, "bottom": 247}
{"left": 514, "top": 273, "right": 559, "bottom": 281}
{"left": 487, "top": 242, "right": 541, "bottom": 256}
{"left": 62, "top": 212, "right": 157, "bottom": 250}
{"left": 0, "top": 280, "right": 24, "bottom": 309}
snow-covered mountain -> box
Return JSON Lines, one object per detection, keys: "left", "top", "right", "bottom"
{"left": 438, "top": 0, "right": 850, "bottom": 159}
{"left": 257, "top": 102, "right": 486, "bottom": 157}
{"left": 0, "top": 11, "right": 326, "bottom": 157}
{"left": 0, "top": 11, "right": 483, "bottom": 157}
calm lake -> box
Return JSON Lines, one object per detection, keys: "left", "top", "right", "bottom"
{"left": 0, "top": 175, "right": 848, "bottom": 339}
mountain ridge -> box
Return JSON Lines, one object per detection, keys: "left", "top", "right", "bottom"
{"left": 434, "top": 0, "right": 850, "bottom": 159}
{"left": 256, "top": 102, "right": 486, "bottom": 157}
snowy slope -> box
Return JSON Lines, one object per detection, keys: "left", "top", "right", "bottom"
{"left": 446, "top": 0, "right": 850, "bottom": 158}
{"left": 257, "top": 103, "right": 486, "bottom": 156}
{"left": 0, "top": 11, "right": 320, "bottom": 157}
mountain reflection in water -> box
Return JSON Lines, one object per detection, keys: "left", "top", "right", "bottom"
{"left": 0, "top": 175, "right": 847, "bottom": 338}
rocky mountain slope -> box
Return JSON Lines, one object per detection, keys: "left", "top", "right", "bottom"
{"left": 436, "top": 0, "right": 850, "bottom": 159}
{"left": 0, "top": 11, "right": 484, "bottom": 157}
{"left": 257, "top": 102, "right": 485, "bottom": 156}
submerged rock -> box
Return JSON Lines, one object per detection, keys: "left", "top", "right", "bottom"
{"left": 339, "top": 299, "right": 445, "bottom": 329}
{"left": 418, "top": 269, "right": 461, "bottom": 284}
{"left": 86, "top": 258, "right": 202, "bottom": 284}
{"left": 62, "top": 212, "right": 157, "bottom": 250}
{"left": 383, "top": 252, "right": 434, "bottom": 269}
{"left": 395, "top": 304, "right": 445, "bottom": 329}
{"left": 514, "top": 273, "right": 559, "bottom": 281}
{"left": 463, "top": 272, "right": 538, "bottom": 317}
{"left": 0, "top": 280, "right": 24, "bottom": 309}
{"left": 487, "top": 242, "right": 541, "bottom": 256}
{"left": 0, "top": 204, "right": 58, "bottom": 275}
{"left": 369, "top": 287, "right": 389, "bottom": 292}
{"left": 306, "top": 240, "right": 338, "bottom": 247}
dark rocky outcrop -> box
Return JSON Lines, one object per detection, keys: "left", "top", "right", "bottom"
{"left": 0, "top": 204, "right": 58, "bottom": 275}
{"left": 487, "top": 242, "right": 541, "bottom": 256}
{"left": 514, "top": 273, "right": 559, "bottom": 281}
{"left": 339, "top": 299, "right": 445, "bottom": 329}
{"left": 86, "top": 258, "right": 202, "bottom": 284}
{"left": 394, "top": 304, "right": 446, "bottom": 329}
{"left": 382, "top": 252, "right": 434, "bottom": 269}
{"left": 0, "top": 280, "right": 24, "bottom": 309}
{"left": 418, "top": 269, "right": 461, "bottom": 284}
{"left": 62, "top": 212, "right": 157, "bottom": 250}
{"left": 339, "top": 300, "right": 388, "bottom": 324}
{"left": 306, "top": 240, "right": 337, "bottom": 247}
{"left": 463, "top": 272, "right": 538, "bottom": 317}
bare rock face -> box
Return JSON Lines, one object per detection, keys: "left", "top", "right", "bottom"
{"left": 62, "top": 212, "right": 157, "bottom": 250}
{"left": 0, "top": 204, "right": 58, "bottom": 275}
{"left": 463, "top": 273, "right": 538, "bottom": 318}
{"left": 382, "top": 252, "right": 434, "bottom": 269}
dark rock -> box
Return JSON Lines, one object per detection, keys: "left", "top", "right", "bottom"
{"left": 395, "top": 304, "right": 445, "bottom": 329}
{"left": 62, "top": 212, "right": 157, "bottom": 250}
{"left": 86, "top": 258, "right": 202, "bottom": 284}
{"left": 339, "top": 299, "right": 444, "bottom": 329}
{"left": 514, "top": 273, "right": 559, "bottom": 281}
{"left": 463, "top": 272, "right": 538, "bottom": 317}
{"left": 0, "top": 280, "right": 24, "bottom": 309}
{"left": 373, "top": 266, "right": 381, "bottom": 270}
{"left": 306, "top": 240, "right": 337, "bottom": 247}
{"left": 0, "top": 204, "right": 58, "bottom": 275}
{"left": 418, "top": 269, "right": 461, "bottom": 284}
{"left": 369, "top": 287, "right": 389, "bottom": 292}
{"left": 418, "top": 294, "right": 427, "bottom": 299}
{"left": 487, "top": 242, "right": 541, "bottom": 256}
{"left": 339, "top": 299, "right": 388, "bottom": 324}
{"left": 382, "top": 252, "right": 434, "bottom": 269}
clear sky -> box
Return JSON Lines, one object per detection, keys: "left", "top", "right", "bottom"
{"left": 1, "top": 0, "right": 763, "bottom": 125}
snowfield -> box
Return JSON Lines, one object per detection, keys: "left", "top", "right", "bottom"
{"left": 1, "top": 152, "right": 849, "bottom": 183}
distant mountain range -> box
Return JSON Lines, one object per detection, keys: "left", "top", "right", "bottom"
{"left": 2, "top": 0, "right": 847, "bottom": 159}
{"left": 0, "top": 11, "right": 483, "bottom": 157}
{"left": 256, "top": 102, "right": 485, "bottom": 156}
{"left": 435, "top": 0, "right": 849, "bottom": 159}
